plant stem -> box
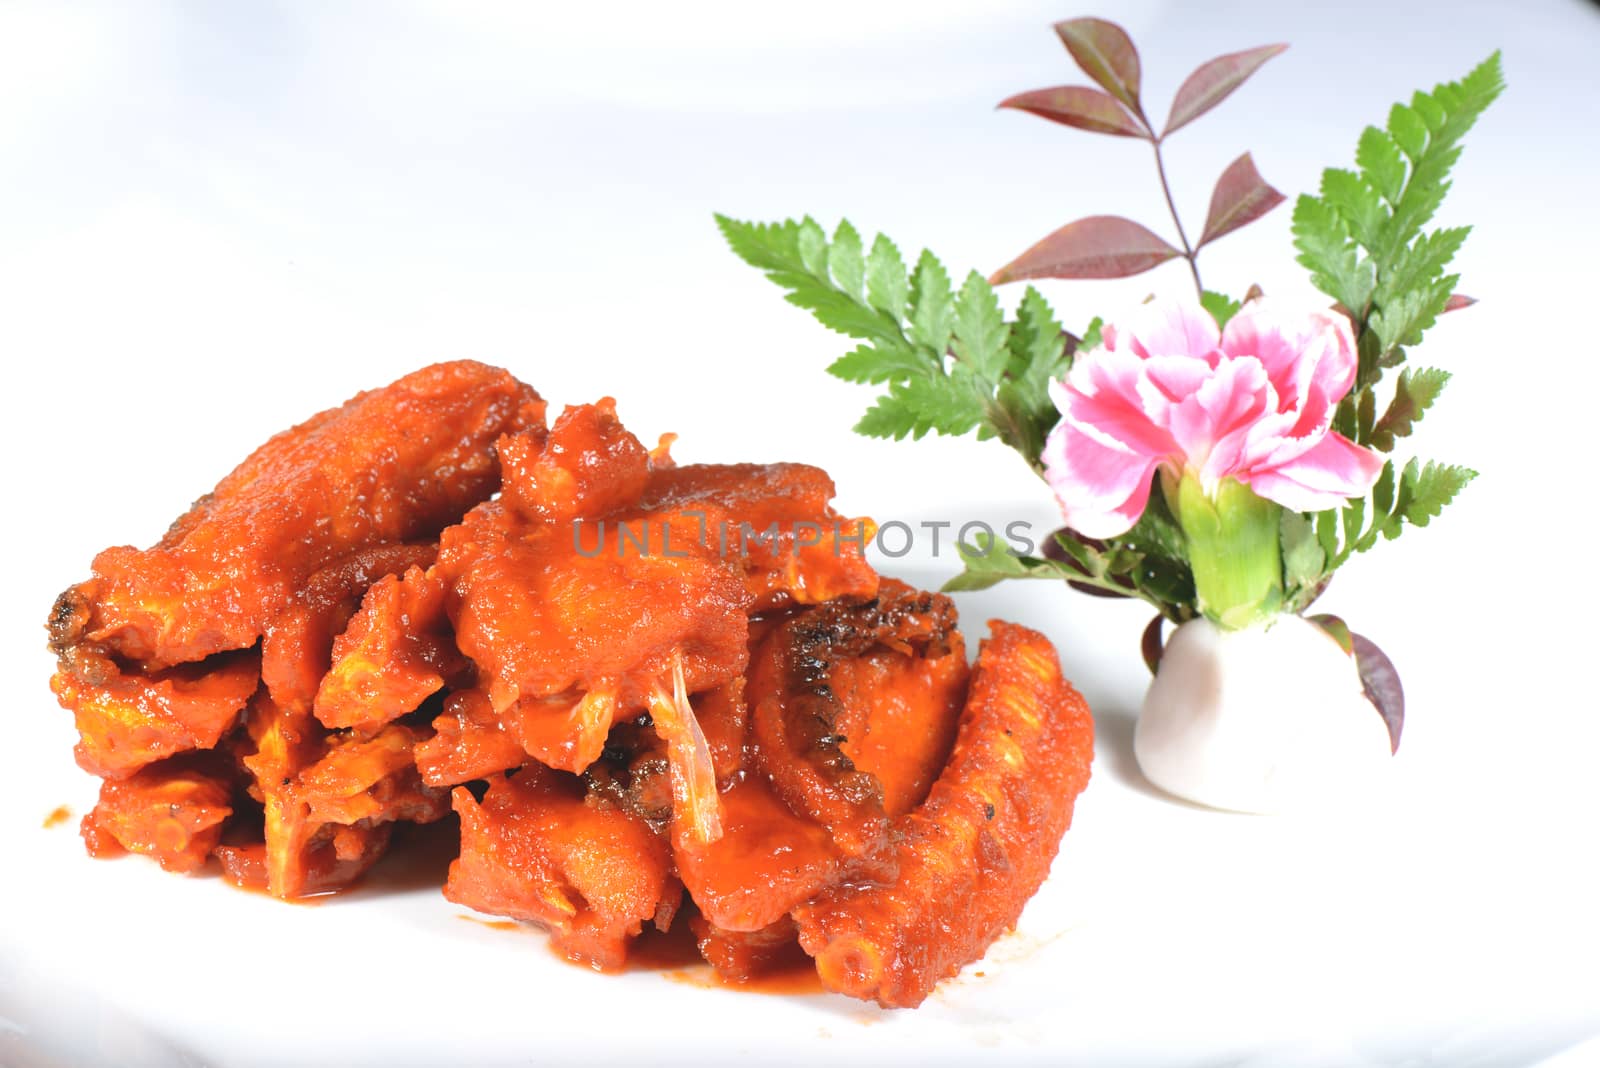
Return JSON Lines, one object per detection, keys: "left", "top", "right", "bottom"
{"left": 1151, "top": 139, "right": 1203, "bottom": 299}
{"left": 1060, "top": 568, "right": 1185, "bottom": 622}
{"left": 1170, "top": 474, "right": 1284, "bottom": 629}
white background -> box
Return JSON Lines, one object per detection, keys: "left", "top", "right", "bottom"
{"left": 1, "top": 1, "right": 1597, "bottom": 1065}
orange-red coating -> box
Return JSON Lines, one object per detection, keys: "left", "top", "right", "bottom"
{"left": 51, "top": 648, "right": 258, "bottom": 779}
{"left": 445, "top": 769, "right": 677, "bottom": 971}
{"left": 81, "top": 754, "right": 234, "bottom": 872}
{"left": 52, "top": 361, "right": 541, "bottom": 669}
{"left": 793, "top": 621, "right": 1095, "bottom": 1008}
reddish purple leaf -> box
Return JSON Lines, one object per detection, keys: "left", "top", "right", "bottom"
{"left": 999, "top": 85, "right": 1148, "bottom": 138}
{"left": 1141, "top": 614, "right": 1165, "bottom": 676}
{"left": 1054, "top": 18, "right": 1145, "bottom": 120}
{"left": 1198, "top": 152, "right": 1286, "bottom": 248}
{"left": 1309, "top": 613, "right": 1354, "bottom": 654}
{"left": 1351, "top": 632, "right": 1404, "bottom": 754}
{"left": 1443, "top": 293, "right": 1477, "bottom": 312}
{"left": 991, "top": 216, "right": 1180, "bottom": 284}
{"left": 1163, "top": 43, "right": 1287, "bottom": 137}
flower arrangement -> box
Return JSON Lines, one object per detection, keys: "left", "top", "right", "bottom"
{"left": 719, "top": 18, "right": 1502, "bottom": 811}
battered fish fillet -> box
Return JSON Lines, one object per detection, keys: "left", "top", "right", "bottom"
{"left": 630, "top": 463, "right": 879, "bottom": 610}
{"left": 241, "top": 691, "right": 449, "bottom": 898}
{"left": 673, "top": 581, "right": 967, "bottom": 934}
{"left": 439, "top": 503, "right": 753, "bottom": 772}
{"left": 45, "top": 365, "right": 1099, "bottom": 1004}
{"left": 792, "top": 622, "right": 1094, "bottom": 1008}
{"left": 50, "top": 360, "right": 542, "bottom": 670}
{"left": 312, "top": 565, "right": 466, "bottom": 735}
{"left": 445, "top": 768, "right": 679, "bottom": 971}
{"left": 80, "top": 752, "right": 235, "bottom": 873}
{"left": 746, "top": 580, "right": 961, "bottom": 865}
{"left": 262, "top": 542, "right": 438, "bottom": 718}
{"left": 53, "top": 647, "right": 260, "bottom": 779}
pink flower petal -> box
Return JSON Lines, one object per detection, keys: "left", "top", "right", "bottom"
{"left": 1058, "top": 353, "right": 1177, "bottom": 457}
{"left": 1221, "top": 298, "right": 1305, "bottom": 391}
{"left": 1042, "top": 420, "right": 1164, "bottom": 538}
{"left": 1304, "top": 308, "right": 1359, "bottom": 400}
{"left": 1138, "top": 354, "right": 1214, "bottom": 407}
{"left": 1121, "top": 298, "right": 1220, "bottom": 360}
{"left": 1169, "top": 356, "right": 1270, "bottom": 478}
{"left": 1048, "top": 295, "right": 1377, "bottom": 534}
{"left": 1242, "top": 432, "right": 1383, "bottom": 512}
{"left": 1224, "top": 300, "right": 1358, "bottom": 417}
{"left": 1208, "top": 396, "right": 1300, "bottom": 487}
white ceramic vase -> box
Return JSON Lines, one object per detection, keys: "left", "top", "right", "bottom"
{"left": 1134, "top": 613, "right": 1394, "bottom": 813}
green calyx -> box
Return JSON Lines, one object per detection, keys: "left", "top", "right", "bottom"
{"left": 1168, "top": 473, "right": 1283, "bottom": 630}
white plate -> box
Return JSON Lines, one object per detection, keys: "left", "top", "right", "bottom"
{"left": 3, "top": 1, "right": 1599, "bottom": 1063}
{"left": 5, "top": 560, "right": 1598, "bottom": 1067}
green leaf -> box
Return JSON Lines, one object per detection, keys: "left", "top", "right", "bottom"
{"left": 1376, "top": 227, "right": 1469, "bottom": 306}
{"left": 1080, "top": 316, "right": 1105, "bottom": 352}
{"left": 1321, "top": 168, "right": 1388, "bottom": 250}
{"left": 1371, "top": 459, "right": 1397, "bottom": 518}
{"left": 943, "top": 532, "right": 1067, "bottom": 592}
{"left": 1007, "top": 286, "right": 1067, "bottom": 382}
{"left": 1291, "top": 195, "right": 1376, "bottom": 312}
{"left": 717, "top": 213, "right": 899, "bottom": 345}
{"left": 951, "top": 270, "right": 1011, "bottom": 383}
{"left": 1200, "top": 290, "right": 1243, "bottom": 329}
{"left": 715, "top": 214, "right": 800, "bottom": 272}
{"left": 1370, "top": 367, "right": 1450, "bottom": 451}
{"left": 1296, "top": 51, "right": 1501, "bottom": 364}
{"left": 1380, "top": 54, "right": 1503, "bottom": 257}
{"left": 825, "top": 340, "right": 929, "bottom": 385}
{"left": 945, "top": 530, "right": 1192, "bottom": 621}
{"left": 1370, "top": 280, "right": 1454, "bottom": 355}
{"left": 854, "top": 374, "right": 985, "bottom": 440}
{"left": 1341, "top": 495, "right": 1366, "bottom": 554}
{"left": 782, "top": 284, "right": 910, "bottom": 346}
{"left": 997, "top": 285, "right": 1069, "bottom": 466}
{"left": 1281, "top": 510, "right": 1325, "bottom": 604}
{"left": 1357, "top": 126, "right": 1406, "bottom": 205}
{"left": 828, "top": 219, "right": 865, "bottom": 299}
{"left": 864, "top": 233, "right": 909, "bottom": 320}
{"left": 907, "top": 250, "right": 955, "bottom": 357}
{"left": 1387, "top": 102, "right": 1428, "bottom": 161}
{"left": 1315, "top": 508, "right": 1339, "bottom": 561}
{"left": 1400, "top": 460, "right": 1476, "bottom": 527}
{"left": 795, "top": 216, "right": 828, "bottom": 277}
{"left": 1123, "top": 487, "right": 1187, "bottom": 560}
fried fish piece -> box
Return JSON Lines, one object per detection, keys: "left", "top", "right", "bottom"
{"left": 241, "top": 691, "right": 447, "bottom": 898}
{"left": 830, "top": 632, "right": 968, "bottom": 820}
{"left": 439, "top": 502, "right": 752, "bottom": 773}
{"left": 674, "top": 582, "right": 965, "bottom": 934}
{"left": 51, "top": 647, "right": 259, "bottom": 779}
{"left": 262, "top": 542, "right": 438, "bottom": 717}
{"left": 312, "top": 564, "right": 466, "bottom": 734}
{"left": 691, "top": 915, "right": 803, "bottom": 983}
{"left": 630, "top": 463, "right": 878, "bottom": 611}
{"left": 414, "top": 688, "right": 528, "bottom": 788}
{"left": 50, "top": 361, "right": 542, "bottom": 670}
{"left": 445, "top": 768, "right": 678, "bottom": 971}
{"left": 792, "top": 621, "right": 1094, "bottom": 1008}
{"left": 80, "top": 752, "right": 235, "bottom": 873}
{"left": 498, "top": 397, "right": 648, "bottom": 523}
{"left": 673, "top": 775, "right": 845, "bottom": 933}
{"left": 747, "top": 580, "right": 959, "bottom": 866}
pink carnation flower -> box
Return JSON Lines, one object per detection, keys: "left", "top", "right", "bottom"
{"left": 1043, "top": 298, "right": 1382, "bottom": 538}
